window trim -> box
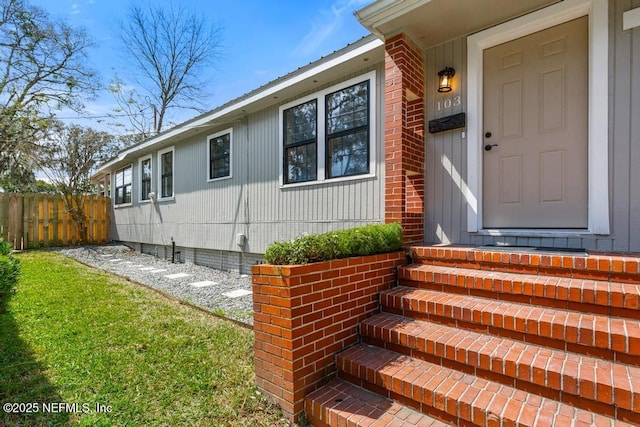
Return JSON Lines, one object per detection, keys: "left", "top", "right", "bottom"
{"left": 278, "top": 70, "right": 376, "bottom": 188}
{"left": 113, "top": 164, "right": 133, "bottom": 207}
{"left": 207, "top": 128, "right": 233, "bottom": 182}
{"left": 138, "top": 155, "right": 153, "bottom": 203}
{"left": 157, "top": 146, "right": 175, "bottom": 201}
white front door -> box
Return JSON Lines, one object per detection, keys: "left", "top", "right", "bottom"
{"left": 482, "top": 16, "right": 588, "bottom": 229}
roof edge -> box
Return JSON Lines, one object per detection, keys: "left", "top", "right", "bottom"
{"left": 355, "top": 0, "right": 432, "bottom": 35}
{"left": 94, "top": 35, "right": 383, "bottom": 177}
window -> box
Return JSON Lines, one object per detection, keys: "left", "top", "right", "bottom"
{"left": 326, "top": 81, "right": 370, "bottom": 178}
{"left": 139, "top": 155, "right": 152, "bottom": 202}
{"left": 279, "top": 71, "right": 375, "bottom": 186}
{"left": 114, "top": 165, "right": 132, "bottom": 205}
{"left": 158, "top": 146, "right": 174, "bottom": 199}
{"left": 283, "top": 100, "right": 317, "bottom": 184}
{"left": 208, "top": 129, "right": 232, "bottom": 181}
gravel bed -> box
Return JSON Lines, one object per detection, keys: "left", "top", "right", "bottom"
{"left": 59, "top": 245, "right": 254, "bottom": 326}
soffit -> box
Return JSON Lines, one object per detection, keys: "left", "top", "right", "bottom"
{"left": 358, "top": 0, "right": 561, "bottom": 48}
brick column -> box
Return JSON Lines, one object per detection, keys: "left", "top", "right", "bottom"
{"left": 384, "top": 34, "right": 425, "bottom": 244}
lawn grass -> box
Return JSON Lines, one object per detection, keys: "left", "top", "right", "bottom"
{"left": 0, "top": 251, "right": 288, "bottom": 426}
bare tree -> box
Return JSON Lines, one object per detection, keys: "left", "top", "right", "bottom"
{"left": 0, "top": 0, "right": 98, "bottom": 176}
{"left": 116, "top": 2, "right": 223, "bottom": 135}
{"left": 36, "top": 123, "right": 115, "bottom": 243}
{"left": 108, "top": 77, "right": 154, "bottom": 143}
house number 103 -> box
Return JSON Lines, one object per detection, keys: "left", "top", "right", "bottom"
{"left": 437, "top": 95, "right": 462, "bottom": 111}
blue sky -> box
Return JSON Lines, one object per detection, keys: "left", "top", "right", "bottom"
{"left": 29, "top": 0, "right": 372, "bottom": 134}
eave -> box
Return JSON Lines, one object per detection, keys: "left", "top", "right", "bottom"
{"left": 93, "top": 35, "right": 384, "bottom": 180}
{"left": 355, "top": 0, "right": 562, "bottom": 50}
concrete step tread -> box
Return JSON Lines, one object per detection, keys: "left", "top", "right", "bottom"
{"left": 380, "top": 286, "right": 640, "bottom": 355}
{"left": 361, "top": 312, "right": 640, "bottom": 410}
{"left": 338, "top": 343, "right": 634, "bottom": 427}
{"left": 400, "top": 263, "right": 640, "bottom": 311}
{"left": 305, "top": 379, "right": 453, "bottom": 427}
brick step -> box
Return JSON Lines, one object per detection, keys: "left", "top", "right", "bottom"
{"left": 380, "top": 286, "right": 640, "bottom": 363}
{"left": 409, "top": 246, "right": 640, "bottom": 284}
{"left": 399, "top": 263, "right": 640, "bottom": 318}
{"left": 336, "top": 343, "right": 633, "bottom": 426}
{"left": 305, "top": 379, "right": 454, "bottom": 427}
{"left": 361, "top": 312, "right": 640, "bottom": 417}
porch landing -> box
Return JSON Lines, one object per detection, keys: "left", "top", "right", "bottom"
{"left": 305, "top": 245, "right": 640, "bottom": 426}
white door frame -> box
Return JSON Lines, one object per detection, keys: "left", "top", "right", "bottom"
{"left": 466, "top": 0, "right": 609, "bottom": 235}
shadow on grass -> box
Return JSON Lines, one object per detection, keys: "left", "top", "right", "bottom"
{"left": 0, "top": 301, "right": 70, "bottom": 427}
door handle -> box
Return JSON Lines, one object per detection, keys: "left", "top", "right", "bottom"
{"left": 484, "top": 144, "right": 498, "bottom": 151}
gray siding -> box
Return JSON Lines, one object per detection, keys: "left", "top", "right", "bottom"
{"left": 111, "top": 62, "right": 385, "bottom": 262}
{"left": 246, "top": 99, "right": 385, "bottom": 252}
{"left": 611, "top": 0, "right": 640, "bottom": 252}
{"left": 425, "top": 37, "right": 467, "bottom": 246}
{"left": 424, "top": 0, "right": 640, "bottom": 252}
{"left": 111, "top": 0, "right": 640, "bottom": 260}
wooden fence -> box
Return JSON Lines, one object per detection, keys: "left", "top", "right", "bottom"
{"left": 0, "top": 193, "right": 110, "bottom": 249}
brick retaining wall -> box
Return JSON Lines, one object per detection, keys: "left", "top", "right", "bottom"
{"left": 251, "top": 251, "right": 407, "bottom": 423}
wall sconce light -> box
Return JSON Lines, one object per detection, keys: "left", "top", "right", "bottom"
{"left": 437, "top": 67, "right": 455, "bottom": 93}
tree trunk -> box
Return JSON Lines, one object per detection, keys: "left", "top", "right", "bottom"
{"left": 63, "top": 194, "right": 88, "bottom": 244}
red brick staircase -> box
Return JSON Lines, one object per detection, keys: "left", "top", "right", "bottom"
{"left": 305, "top": 246, "right": 640, "bottom": 426}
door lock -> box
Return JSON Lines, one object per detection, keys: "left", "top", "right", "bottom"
{"left": 484, "top": 144, "right": 498, "bottom": 151}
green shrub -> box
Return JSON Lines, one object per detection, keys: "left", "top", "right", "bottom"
{"left": 264, "top": 223, "right": 403, "bottom": 265}
{"left": 0, "top": 237, "right": 11, "bottom": 255}
{"left": 0, "top": 238, "right": 20, "bottom": 310}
